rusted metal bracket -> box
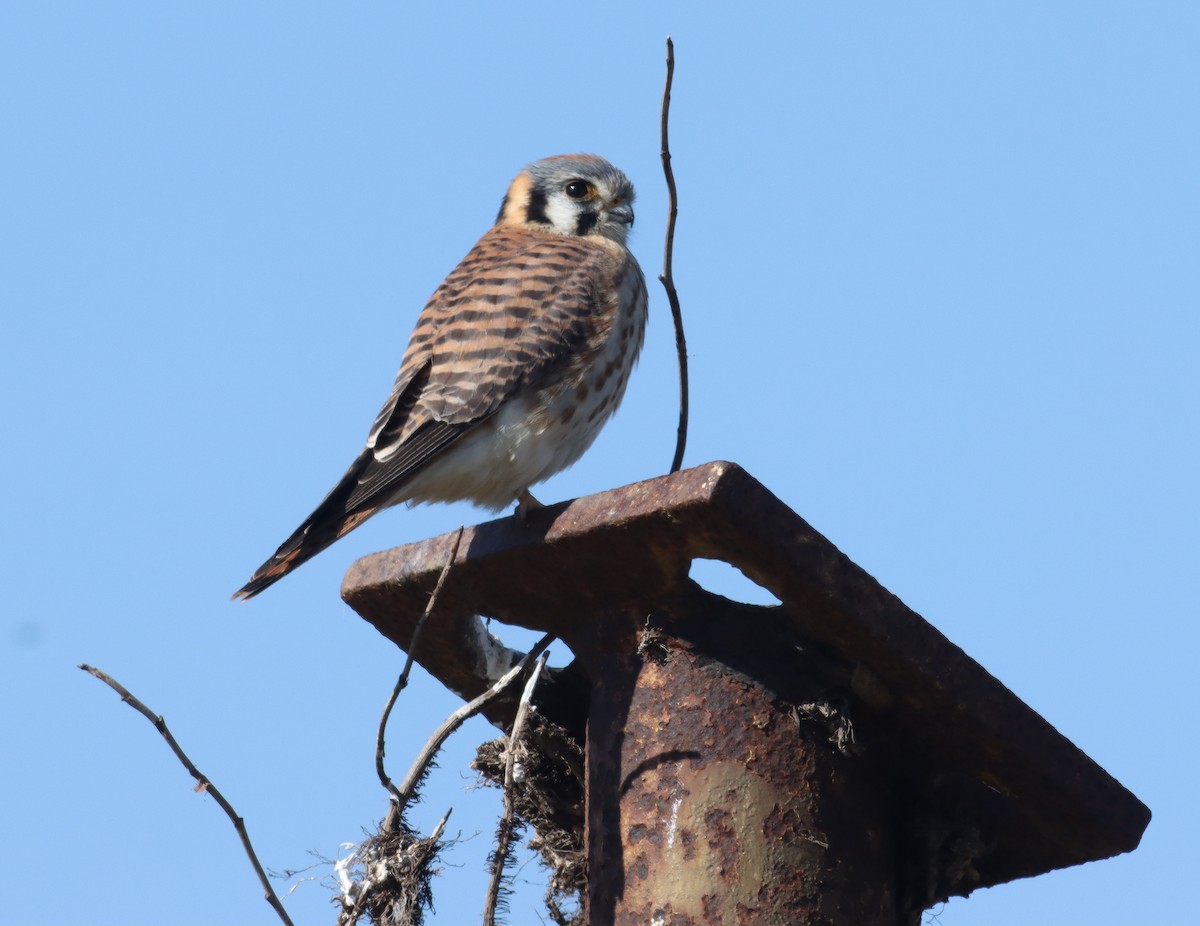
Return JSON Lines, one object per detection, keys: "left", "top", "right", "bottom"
{"left": 342, "top": 461, "right": 1149, "bottom": 925}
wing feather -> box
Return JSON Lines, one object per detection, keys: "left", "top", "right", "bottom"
{"left": 233, "top": 225, "right": 634, "bottom": 599}
{"left": 348, "top": 227, "right": 625, "bottom": 505}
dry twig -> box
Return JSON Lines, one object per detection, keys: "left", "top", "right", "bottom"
{"left": 472, "top": 714, "right": 586, "bottom": 925}
{"left": 395, "top": 631, "right": 556, "bottom": 812}
{"left": 78, "top": 663, "right": 295, "bottom": 926}
{"left": 378, "top": 525, "right": 465, "bottom": 830}
{"left": 659, "top": 36, "right": 688, "bottom": 475}
{"left": 341, "top": 535, "right": 556, "bottom": 925}
{"left": 338, "top": 634, "right": 554, "bottom": 924}
{"left": 483, "top": 652, "right": 550, "bottom": 926}
{"left": 335, "top": 526, "right": 464, "bottom": 924}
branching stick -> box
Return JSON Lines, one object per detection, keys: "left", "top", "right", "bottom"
{"left": 394, "top": 632, "right": 556, "bottom": 814}
{"left": 377, "top": 525, "right": 465, "bottom": 825}
{"left": 79, "top": 663, "right": 295, "bottom": 926}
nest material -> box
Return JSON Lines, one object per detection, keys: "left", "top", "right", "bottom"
{"left": 473, "top": 710, "right": 586, "bottom": 926}
{"left": 334, "top": 821, "right": 449, "bottom": 926}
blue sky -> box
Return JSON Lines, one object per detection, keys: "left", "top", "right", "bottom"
{"left": 3, "top": 3, "right": 1196, "bottom": 923}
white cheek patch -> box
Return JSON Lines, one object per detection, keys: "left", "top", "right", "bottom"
{"left": 543, "top": 193, "right": 579, "bottom": 235}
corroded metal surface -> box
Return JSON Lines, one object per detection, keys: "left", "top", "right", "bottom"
{"left": 571, "top": 599, "right": 897, "bottom": 925}
{"left": 342, "top": 460, "right": 1150, "bottom": 913}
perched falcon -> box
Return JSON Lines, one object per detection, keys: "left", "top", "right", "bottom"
{"left": 233, "top": 154, "right": 647, "bottom": 600}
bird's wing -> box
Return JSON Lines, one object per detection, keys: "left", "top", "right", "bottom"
{"left": 233, "top": 226, "right": 631, "bottom": 599}
{"left": 343, "top": 226, "right": 626, "bottom": 508}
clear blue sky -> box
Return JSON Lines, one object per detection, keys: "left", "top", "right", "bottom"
{"left": 3, "top": 3, "right": 1195, "bottom": 924}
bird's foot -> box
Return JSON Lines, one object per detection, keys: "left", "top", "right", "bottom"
{"left": 515, "top": 489, "right": 543, "bottom": 523}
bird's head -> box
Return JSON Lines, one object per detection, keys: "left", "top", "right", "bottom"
{"left": 496, "top": 154, "right": 636, "bottom": 245}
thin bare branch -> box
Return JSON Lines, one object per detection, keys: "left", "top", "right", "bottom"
{"left": 79, "top": 664, "right": 295, "bottom": 926}
{"left": 427, "top": 806, "right": 452, "bottom": 843}
{"left": 394, "top": 632, "right": 556, "bottom": 814}
{"left": 377, "top": 525, "right": 465, "bottom": 815}
{"left": 483, "top": 652, "right": 550, "bottom": 926}
{"left": 659, "top": 35, "right": 688, "bottom": 475}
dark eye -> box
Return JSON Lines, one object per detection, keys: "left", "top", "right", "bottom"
{"left": 565, "top": 180, "right": 591, "bottom": 199}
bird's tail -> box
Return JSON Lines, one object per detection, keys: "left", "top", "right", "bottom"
{"left": 232, "top": 458, "right": 379, "bottom": 600}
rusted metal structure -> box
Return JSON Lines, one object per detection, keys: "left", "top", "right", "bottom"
{"left": 342, "top": 461, "right": 1149, "bottom": 925}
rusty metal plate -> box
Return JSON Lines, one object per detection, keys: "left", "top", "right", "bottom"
{"left": 342, "top": 460, "right": 1149, "bottom": 894}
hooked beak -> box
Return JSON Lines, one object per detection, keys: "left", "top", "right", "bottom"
{"left": 608, "top": 201, "right": 635, "bottom": 227}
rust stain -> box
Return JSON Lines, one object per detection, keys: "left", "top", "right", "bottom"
{"left": 341, "top": 460, "right": 1151, "bottom": 921}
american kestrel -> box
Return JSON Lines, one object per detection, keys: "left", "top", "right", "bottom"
{"left": 234, "top": 154, "right": 647, "bottom": 599}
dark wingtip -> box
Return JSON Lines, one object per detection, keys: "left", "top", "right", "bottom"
{"left": 231, "top": 560, "right": 292, "bottom": 602}
{"left": 232, "top": 456, "right": 383, "bottom": 604}
{"left": 230, "top": 584, "right": 258, "bottom": 602}
{"left": 230, "top": 578, "right": 266, "bottom": 602}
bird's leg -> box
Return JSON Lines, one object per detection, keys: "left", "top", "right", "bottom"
{"left": 515, "top": 489, "right": 543, "bottom": 523}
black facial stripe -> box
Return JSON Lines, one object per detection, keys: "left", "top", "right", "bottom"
{"left": 494, "top": 193, "right": 509, "bottom": 225}
{"left": 575, "top": 209, "right": 599, "bottom": 236}
{"left": 526, "top": 187, "right": 550, "bottom": 225}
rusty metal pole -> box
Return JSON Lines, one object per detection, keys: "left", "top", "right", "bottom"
{"left": 342, "top": 462, "right": 1150, "bottom": 926}
{"left": 572, "top": 600, "right": 897, "bottom": 925}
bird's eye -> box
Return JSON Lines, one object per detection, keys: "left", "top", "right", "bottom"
{"left": 565, "top": 180, "right": 591, "bottom": 199}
